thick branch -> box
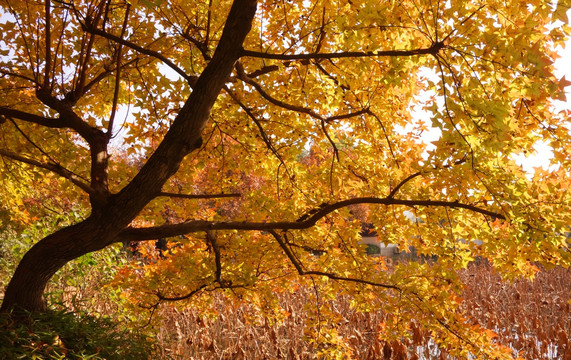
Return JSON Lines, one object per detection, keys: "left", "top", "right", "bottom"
{"left": 242, "top": 42, "right": 444, "bottom": 61}
{"left": 157, "top": 192, "right": 240, "bottom": 199}
{"left": 117, "top": 196, "right": 505, "bottom": 241}
{"left": 106, "top": 0, "right": 257, "bottom": 228}
{"left": 33, "top": 90, "right": 111, "bottom": 206}
{"left": 206, "top": 231, "right": 222, "bottom": 283}
{"left": 35, "top": 90, "right": 105, "bottom": 143}
{"left": 0, "top": 107, "right": 67, "bottom": 128}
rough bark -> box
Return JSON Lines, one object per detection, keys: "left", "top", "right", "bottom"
{"left": 0, "top": 0, "right": 258, "bottom": 314}
{"left": 0, "top": 216, "right": 114, "bottom": 312}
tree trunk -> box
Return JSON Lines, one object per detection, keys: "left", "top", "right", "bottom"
{"left": 0, "top": 0, "right": 257, "bottom": 314}
{"left": 0, "top": 217, "right": 115, "bottom": 313}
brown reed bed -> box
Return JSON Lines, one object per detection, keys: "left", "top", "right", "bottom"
{"left": 153, "top": 263, "right": 570, "bottom": 360}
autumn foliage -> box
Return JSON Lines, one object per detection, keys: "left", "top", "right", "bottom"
{"left": 0, "top": 0, "right": 570, "bottom": 358}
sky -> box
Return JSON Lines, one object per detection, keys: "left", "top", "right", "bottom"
{"left": 512, "top": 9, "right": 571, "bottom": 174}
{"left": 402, "top": 9, "right": 571, "bottom": 175}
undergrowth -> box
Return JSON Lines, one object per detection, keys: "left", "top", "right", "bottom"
{"left": 0, "top": 309, "right": 153, "bottom": 359}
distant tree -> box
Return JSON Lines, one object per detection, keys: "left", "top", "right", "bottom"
{"left": 1, "top": 0, "right": 569, "bottom": 356}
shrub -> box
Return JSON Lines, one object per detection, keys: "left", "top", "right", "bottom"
{"left": 0, "top": 310, "right": 154, "bottom": 359}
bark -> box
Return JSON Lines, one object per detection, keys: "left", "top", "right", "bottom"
{"left": 0, "top": 216, "right": 115, "bottom": 313}
{"left": 0, "top": 0, "right": 257, "bottom": 314}
{"left": 116, "top": 197, "right": 505, "bottom": 242}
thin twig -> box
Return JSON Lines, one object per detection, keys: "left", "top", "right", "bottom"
{"left": 268, "top": 230, "right": 401, "bottom": 291}
{"left": 107, "top": 3, "right": 131, "bottom": 139}
{"left": 0, "top": 148, "right": 94, "bottom": 194}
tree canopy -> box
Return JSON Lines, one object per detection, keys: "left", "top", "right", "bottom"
{"left": 0, "top": 0, "right": 570, "bottom": 357}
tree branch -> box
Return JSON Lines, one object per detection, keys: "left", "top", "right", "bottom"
{"left": 117, "top": 196, "right": 505, "bottom": 242}
{"left": 107, "top": 3, "right": 131, "bottom": 139}
{"left": 155, "top": 284, "right": 208, "bottom": 302}
{"left": 81, "top": 21, "right": 197, "bottom": 85}
{"left": 0, "top": 107, "right": 68, "bottom": 128}
{"left": 0, "top": 69, "right": 39, "bottom": 85}
{"left": 241, "top": 42, "right": 444, "bottom": 61}
{"left": 388, "top": 172, "right": 422, "bottom": 198}
{"left": 206, "top": 230, "right": 222, "bottom": 283}
{"left": 150, "top": 228, "right": 400, "bottom": 305}
{"left": 74, "top": 4, "right": 104, "bottom": 97}
{"left": 9, "top": 118, "right": 60, "bottom": 166}
{"left": 107, "top": 0, "right": 258, "bottom": 228}
{"left": 43, "top": 0, "right": 52, "bottom": 89}
{"left": 366, "top": 109, "right": 399, "bottom": 168}
{"left": 235, "top": 63, "right": 365, "bottom": 163}
{"left": 223, "top": 85, "right": 296, "bottom": 182}
{"left": 388, "top": 157, "right": 469, "bottom": 198}
{"left": 268, "top": 230, "right": 400, "bottom": 291}
{"left": 157, "top": 192, "right": 240, "bottom": 199}
{"left": 33, "top": 89, "right": 111, "bottom": 207}
{"left": 236, "top": 64, "right": 324, "bottom": 120}
{"left": 34, "top": 90, "right": 105, "bottom": 143}
{"left": 235, "top": 62, "right": 368, "bottom": 124}
{"left": 0, "top": 148, "right": 95, "bottom": 195}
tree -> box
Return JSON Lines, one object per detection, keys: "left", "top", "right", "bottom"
{"left": 0, "top": 0, "right": 569, "bottom": 356}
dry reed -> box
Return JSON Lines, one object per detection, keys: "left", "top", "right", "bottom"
{"left": 153, "top": 263, "right": 570, "bottom": 360}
